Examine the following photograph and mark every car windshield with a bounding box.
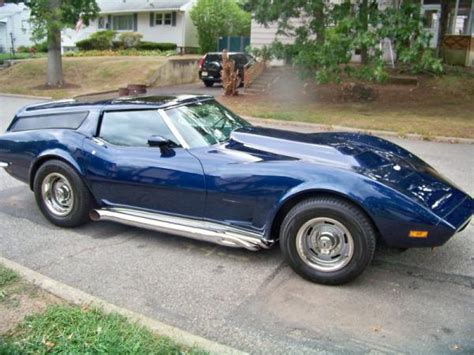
[166,101,250,148]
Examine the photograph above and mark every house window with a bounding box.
[112,15,134,31]
[164,13,172,25]
[154,13,172,26]
[155,13,163,25]
[98,17,106,29]
[21,20,28,34]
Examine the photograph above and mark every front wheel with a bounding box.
[280,197,376,285]
[34,160,94,227]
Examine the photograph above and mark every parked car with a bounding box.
[0,95,472,285]
[198,52,254,87]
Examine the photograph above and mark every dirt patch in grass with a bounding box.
[220,67,474,139]
[0,264,62,335]
[0,56,169,99]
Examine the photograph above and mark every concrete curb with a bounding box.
[0,256,247,355]
[244,116,474,145]
[0,92,52,100]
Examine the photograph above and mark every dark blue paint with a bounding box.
[82,138,206,218]
[0,96,472,250]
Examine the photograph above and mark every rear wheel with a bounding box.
[34,160,93,227]
[203,80,214,87]
[280,197,376,285]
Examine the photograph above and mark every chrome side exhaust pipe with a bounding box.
[90,208,271,251]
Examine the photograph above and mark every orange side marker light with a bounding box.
[409,230,428,238]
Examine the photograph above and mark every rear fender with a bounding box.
[29,149,86,190]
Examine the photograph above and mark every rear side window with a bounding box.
[205,54,221,63]
[99,110,179,147]
[10,112,88,132]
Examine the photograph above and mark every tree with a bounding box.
[28,0,99,86]
[436,0,452,56]
[190,0,251,53]
[250,0,442,83]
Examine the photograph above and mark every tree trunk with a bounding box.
[46,0,64,87]
[436,0,450,57]
[47,27,64,87]
[359,0,369,65]
[314,1,325,45]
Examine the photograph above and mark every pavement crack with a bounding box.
[35,235,137,272]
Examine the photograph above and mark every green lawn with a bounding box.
[0,264,206,354]
[0,53,46,63]
[0,305,206,354]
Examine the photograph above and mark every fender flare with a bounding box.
[28,149,85,190]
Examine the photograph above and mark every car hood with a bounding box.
[229,127,472,220]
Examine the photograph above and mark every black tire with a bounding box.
[33,160,94,228]
[203,80,214,87]
[280,197,376,285]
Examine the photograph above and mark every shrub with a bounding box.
[119,32,143,49]
[63,49,175,57]
[136,41,177,51]
[17,46,30,53]
[33,41,48,53]
[76,30,116,50]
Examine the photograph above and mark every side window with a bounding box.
[99,110,179,147]
[10,112,88,132]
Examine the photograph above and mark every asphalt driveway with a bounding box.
[1,95,473,353]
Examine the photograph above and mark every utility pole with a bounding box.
[9,32,15,59]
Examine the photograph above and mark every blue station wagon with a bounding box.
[0,95,472,285]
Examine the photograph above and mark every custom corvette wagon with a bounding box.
[0,95,472,285]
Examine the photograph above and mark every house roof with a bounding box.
[0,2,28,21]
[97,0,193,14]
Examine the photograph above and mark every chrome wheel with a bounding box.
[41,172,74,217]
[296,217,354,272]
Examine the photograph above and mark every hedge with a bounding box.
[76,30,116,51]
[136,42,177,51]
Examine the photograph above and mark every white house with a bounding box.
[64,0,199,52]
[0,0,34,53]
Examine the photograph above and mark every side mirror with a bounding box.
[148,135,171,148]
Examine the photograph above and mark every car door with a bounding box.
[163,101,298,235]
[82,109,206,218]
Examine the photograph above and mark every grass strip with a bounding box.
[0,304,206,354]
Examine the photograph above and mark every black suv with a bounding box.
[198,52,254,87]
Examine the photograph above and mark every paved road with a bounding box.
[1,96,473,353]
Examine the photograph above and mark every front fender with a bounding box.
[266,168,448,248]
